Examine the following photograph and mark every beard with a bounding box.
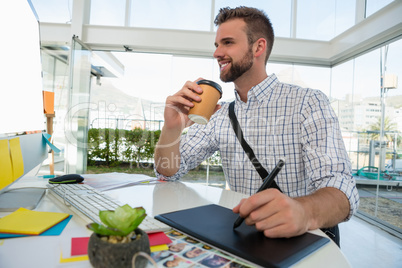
[220,47,254,82]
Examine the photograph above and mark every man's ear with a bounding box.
[254,38,267,59]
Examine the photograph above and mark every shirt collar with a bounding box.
[233,74,279,104]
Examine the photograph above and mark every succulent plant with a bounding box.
[87,204,147,237]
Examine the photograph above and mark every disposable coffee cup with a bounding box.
[188,80,222,124]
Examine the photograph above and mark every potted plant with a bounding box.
[86,204,151,268]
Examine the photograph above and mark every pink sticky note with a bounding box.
[71,232,172,255]
[148,232,172,246]
[71,237,90,256]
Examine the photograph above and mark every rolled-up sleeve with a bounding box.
[155,119,220,181]
[300,90,360,220]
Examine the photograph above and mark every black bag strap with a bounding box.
[228,101,282,192]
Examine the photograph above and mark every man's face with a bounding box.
[214,19,254,83]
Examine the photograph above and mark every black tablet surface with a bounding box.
[155,204,330,268]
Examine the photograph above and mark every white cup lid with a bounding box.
[188,114,208,125]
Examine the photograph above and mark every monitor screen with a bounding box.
[0,0,47,211]
[0,0,45,135]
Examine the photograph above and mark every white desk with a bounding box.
[0,177,351,267]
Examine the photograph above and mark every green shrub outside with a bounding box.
[87,128,161,167]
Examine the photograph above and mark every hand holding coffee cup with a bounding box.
[188,80,222,125]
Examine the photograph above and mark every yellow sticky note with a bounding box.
[0,140,13,190]
[9,137,24,180]
[59,252,89,263]
[0,207,69,235]
[150,244,169,252]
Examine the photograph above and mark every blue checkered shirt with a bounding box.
[156,74,359,220]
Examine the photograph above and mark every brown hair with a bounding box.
[214,6,274,64]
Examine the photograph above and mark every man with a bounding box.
[154,6,359,245]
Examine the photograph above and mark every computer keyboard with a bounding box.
[46,183,170,233]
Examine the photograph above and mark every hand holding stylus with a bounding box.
[232,158,322,239]
[233,159,285,229]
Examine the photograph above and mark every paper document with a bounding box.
[82,173,159,191]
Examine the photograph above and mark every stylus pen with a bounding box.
[233,159,285,229]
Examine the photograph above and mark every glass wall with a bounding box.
[329,39,402,231]
[40,50,70,175]
[90,0,126,26]
[366,0,395,17]
[214,0,292,37]
[31,0,72,23]
[296,0,355,40]
[130,0,212,31]
[64,37,92,174]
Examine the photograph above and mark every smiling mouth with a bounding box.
[219,62,230,72]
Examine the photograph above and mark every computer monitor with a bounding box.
[0,0,47,211]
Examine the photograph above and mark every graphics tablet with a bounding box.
[155,204,330,268]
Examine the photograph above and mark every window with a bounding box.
[331,60,354,100]
[292,65,331,95]
[215,0,292,37]
[366,0,394,17]
[90,0,126,26]
[296,0,355,40]
[130,0,211,31]
[267,63,330,96]
[31,0,72,23]
[354,50,380,98]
